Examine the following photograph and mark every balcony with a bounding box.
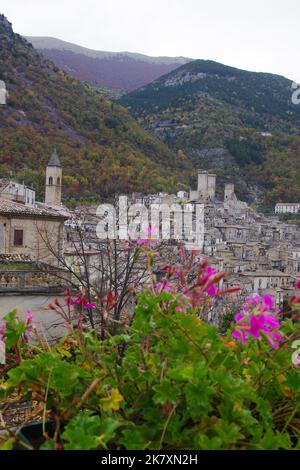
[0,258,71,294]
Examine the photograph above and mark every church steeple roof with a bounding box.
[47,148,61,167]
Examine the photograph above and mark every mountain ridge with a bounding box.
[25,36,191,65]
[25,36,192,93]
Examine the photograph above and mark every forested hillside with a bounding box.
[120,60,300,207]
[0,15,189,204]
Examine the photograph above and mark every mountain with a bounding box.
[0,15,190,204]
[25,36,191,95]
[119,60,300,207]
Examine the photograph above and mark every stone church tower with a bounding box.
[45,149,62,205]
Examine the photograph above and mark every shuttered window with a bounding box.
[14,229,23,246]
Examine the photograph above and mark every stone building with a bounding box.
[45,149,62,206]
[189,170,216,202]
[185,170,300,302]
[0,180,35,205]
[0,151,71,339]
[275,203,300,214]
[0,199,66,266]
[0,150,68,266]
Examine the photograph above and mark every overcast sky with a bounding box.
[1,0,299,82]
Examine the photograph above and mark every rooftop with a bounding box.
[0,199,67,219]
[241,270,293,277]
[0,179,10,193]
[47,148,61,167]
[216,224,251,230]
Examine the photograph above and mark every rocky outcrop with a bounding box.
[0,14,12,30]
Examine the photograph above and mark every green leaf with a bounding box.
[199,435,223,450]
[62,411,120,450]
[184,382,213,419]
[153,380,180,405]
[0,437,15,450]
[213,419,244,447]
[253,430,291,450]
[40,440,56,450]
[118,429,149,450]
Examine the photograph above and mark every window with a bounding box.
[14,229,23,246]
[49,176,53,185]
[57,177,60,185]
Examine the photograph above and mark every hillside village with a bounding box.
[187,171,299,303]
[123,170,300,303]
[0,148,299,312]
[66,169,300,307]
[1,4,300,453]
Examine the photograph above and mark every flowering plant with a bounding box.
[148,249,239,323]
[0,259,299,450]
[232,294,283,349]
[48,290,95,331]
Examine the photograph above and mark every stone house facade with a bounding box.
[0,199,66,266]
[0,150,68,267]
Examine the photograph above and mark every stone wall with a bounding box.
[0,216,64,266]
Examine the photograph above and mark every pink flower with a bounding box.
[203,266,218,281]
[154,280,175,294]
[83,301,95,309]
[296,280,300,290]
[65,294,95,310]
[151,257,227,312]
[240,294,280,315]
[175,305,186,312]
[232,294,283,349]
[26,310,33,324]
[207,284,218,297]
[263,295,275,310]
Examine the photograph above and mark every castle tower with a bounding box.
[207,174,216,200]
[224,183,235,201]
[45,149,62,205]
[197,170,208,199]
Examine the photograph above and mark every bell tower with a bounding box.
[45,149,62,205]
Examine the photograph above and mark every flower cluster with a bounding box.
[48,291,95,331]
[232,294,283,349]
[64,292,95,310]
[151,250,238,313]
